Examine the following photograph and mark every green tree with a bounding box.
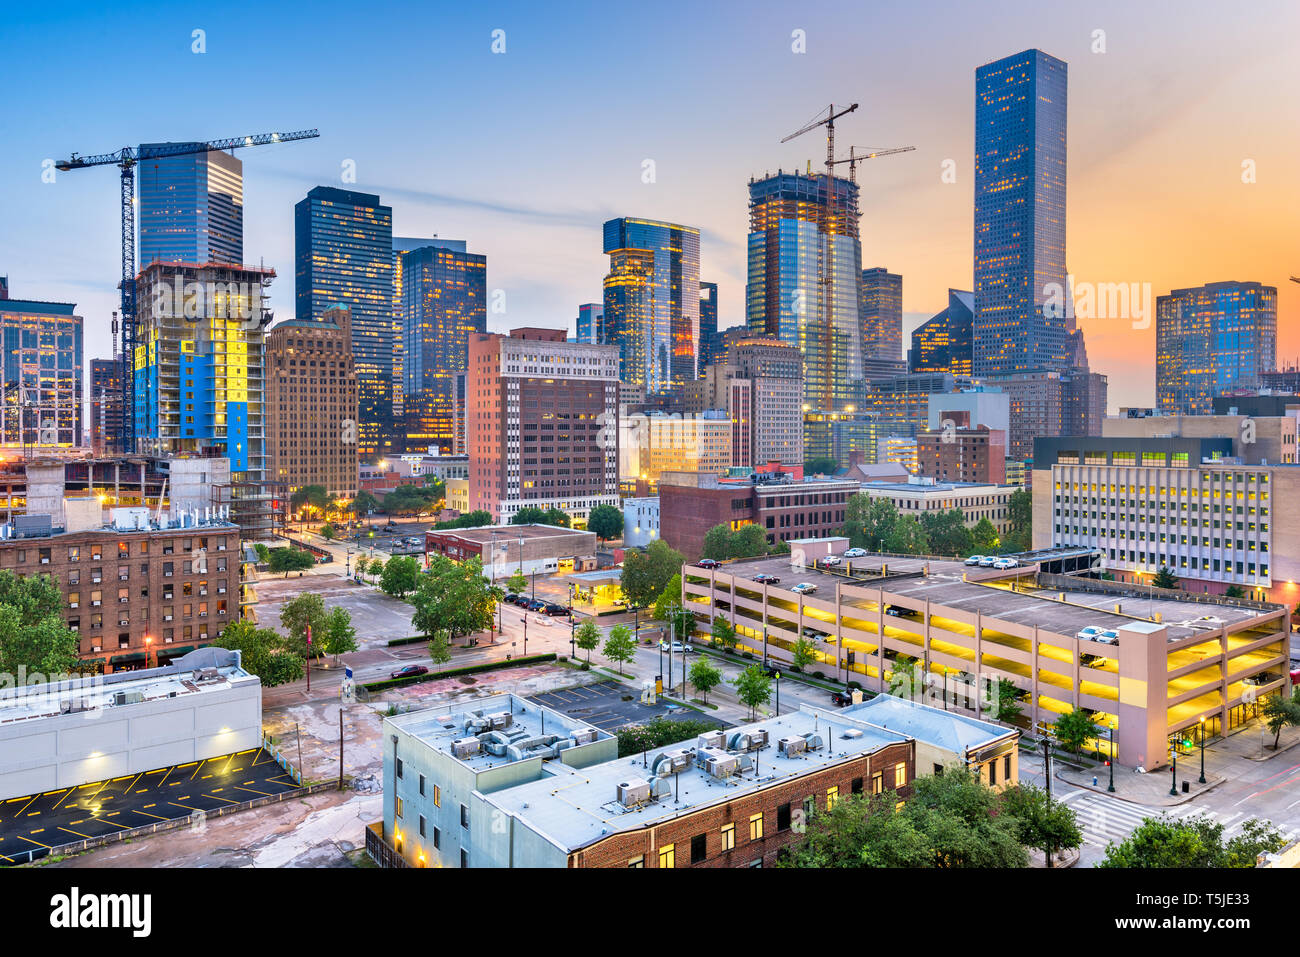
[1053,706,1100,754]
[254,542,271,564]
[320,606,357,663]
[1223,584,1246,599]
[1262,690,1300,749]
[732,523,769,558]
[211,619,302,686]
[1152,565,1180,590]
[603,624,636,674]
[689,657,722,703]
[804,457,839,476]
[734,665,773,719]
[380,555,422,599]
[367,557,385,581]
[920,508,973,556]
[354,555,369,580]
[888,654,921,699]
[778,768,1029,868]
[616,716,716,758]
[505,570,528,596]
[319,522,336,541]
[701,524,733,562]
[291,484,329,514]
[509,505,569,527]
[620,539,685,607]
[790,636,818,671]
[884,515,928,555]
[652,573,683,621]
[1099,814,1285,868]
[410,556,495,642]
[279,593,328,658]
[587,504,623,542]
[989,677,1024,723]
[428,629,452,665]
[574,620,601,664]
[0,571,78,681]
[666,604,696,644]
[1004,487,1032,551]
[710,615,738,652]
[843,493,898,551]
[1002,783,1082,868]
[433,510,493,530]
[268,547,314,578]
[350,490,379,522]
[970,517,1000,553]
[384,484,440,516]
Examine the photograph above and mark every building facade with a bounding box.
[909,289,974,376]
[295,187,394,458]
[860,267,902,363]
[576,302,605,345]
[1155,282,1278,414]
[466,328,620,525]
[698,281,721,368]
[137,146,243,267]
[856,479,1017,533]
[90,358,124,456]
[602,217,701,395]
[266,306,359,498]
[989,369,1107,461]
[620,411,733,488]
[623,496,660,547]
[917,424,1007,485]
[0,289,82,452]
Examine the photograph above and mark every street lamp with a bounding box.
[520,615,528,657]
[1107,725,1116,793]
[1198,716,1207,784]
[1169,742,1178,796]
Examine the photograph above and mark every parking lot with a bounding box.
[0,748,298,865]
[529,680,726,733]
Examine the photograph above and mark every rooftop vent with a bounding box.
[617,778,652,807]
[651,747,695,777]
[727,729,769,753]
[696,729,726,751]
[486,710,514,730]
[778,736,807,757]
[842,728,864,739]
[451,736,482,759]
[570,727,598,746]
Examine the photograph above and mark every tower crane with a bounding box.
[781,103,859,179]
[55,129,320,453]
[828,144,917,184]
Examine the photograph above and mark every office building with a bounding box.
[424,524,596,581]
[266,305,359,498]
[917,422,1007,485]
[909,289,974,376]
[137,146,243,267]
[878,435,919,475]
[623,496,660,547]
[973,49,1072,377]
[620,411,733,488]
[295,187,394,458]
[863,373,969,441]
[1155,282,1278,414]
[927,388,1010,436]
[398,241,487,454]
[90,358,124,456]
[856,478,1017,533]
[684,553,1289,768]
[466,328,619,525]
[746,170,864,412]
[576,302,605,344]
[992,370,1107,460]
[860,267,902,363]
[698,281,722,368]
[602,217,700,394]
[1103,411,1297,466]
[0,285,82,453]
[392,236,446,423]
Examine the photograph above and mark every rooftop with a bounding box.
[859,480,1010,494]
[843,695,1018,755]
[427,523,593,544]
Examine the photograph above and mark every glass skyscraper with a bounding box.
[745,171,863,412]
[1156,281,1278,414]
[909,289,974,377]
[0,287,82,451]
[973,49,1070,377]
[295,187,394,458]
[398,241,487,454]
[576,303,604,344]
[602,217,700,395]
[138,146,243,266]
[860,267,902,361]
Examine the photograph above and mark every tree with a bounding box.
[884,515,928,555]
[279,593,327,658]
[790,636,818,671]
[268,547,314,578]
[380,555,422,599]
[689,657,722,703]
[510,506,570,528]
[1004,487,1032,551]
[843,494,898,551]
[254,542,271,564]
[587,504,623,542]
[1223,584,1246,599]
[1152,565,1180,590]
[710,615,738,652]
[889,655,921,699]
[367,557,385,581]
[700,524,733,562]
[652,573,683,621]
[0,571,78,680]
[804,457,839,476]
[620,539,685,607]
[1099,814,1285,868]
[665,604,696,644]
[410,556,495,642]
[1002,784,1082,867]
[734,665,773,719]
[291,484,329,514]
[920,508,973,557]
[616,716,716,758]
[433,510,493,530]
[971,517,1000,553]
[989,677,1024,723]
[1053,706,1100,754]
[1262,690,1300,749]
[574,620,601,664]
[428,630,452,665]
[505,570,528,596]
[320,606,357,663]
[603,624,636,674]
[384,484,440,516]
[354,555,369,580]
[350,490,379,522]
[211,619,302,686]
[778,768,1029,868]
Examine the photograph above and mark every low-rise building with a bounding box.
[623,496,659,547]
[424,523,596,580]
[856,478,1018,534]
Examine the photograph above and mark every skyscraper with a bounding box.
[909,289,974,376]
[576,303,605,344]
[0,284,82,453]
[90,358,124,456]
[860,267,902,361]
[602,217,700,395]
[745,170,864,412]
[1156,281,1278,414]
[973,49,1070,377]
[138,146,243,266]
[698,281,720,368]
[295,186,394,459]
[398,241,487,454]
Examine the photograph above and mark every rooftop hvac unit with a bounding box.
[651,747,695,777]
[570,727,597,746]
[842,728,864,739]
[451,737,482,759]
[696,729,726,751]
[617,778,652,807]
[778,736,807,757]
[727,729,769,753]
[696,746,740,779]
[486,710,514,730]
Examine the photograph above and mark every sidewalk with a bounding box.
[1055,757,1224,807]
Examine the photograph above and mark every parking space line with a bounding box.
[57,826,91,840]
[202,793,240,806]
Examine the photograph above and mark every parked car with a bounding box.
[543,603,570,617]
[390,665,429,680]
[1076,626,1102,641]
[658,640,692,654]
[818,556,842,567]
[759,661,781,677]
[315,553,330,564]
[830,689,854,707]
[978,556,997,567]
[992,558,1018,569]
[964,555,985,566]
[790,582,818,595]
[844,547,867,558]
[752,573,781,585]
[1096,630,1120,645]
[697,559,721,569]
[525,598,546,612]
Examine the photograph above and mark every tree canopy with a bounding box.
[434,510,494,530]
[586,504,623,542]
[919,508,973,557]
[510,506,570,528]
[1099,814,1285,868]
[383,484,441,516]
[701,522,770,561]
[380,555,422,599]
[1003,488,1032,551]
[843,493,898,551]
[268,547,315,578]
[0,571,79,681]
[212,619,303,686]
[621,539,685,607]
[411,555,495,641]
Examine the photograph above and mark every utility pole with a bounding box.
[338,709,344,790]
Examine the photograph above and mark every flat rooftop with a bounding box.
[484,705,908,852]
[427,523,590,544]
[388,693,613,772]
[695,554,1268,642]
[843,695,1018,753]
[860,481,1007,493]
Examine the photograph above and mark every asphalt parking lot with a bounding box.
[530,680,726,733]
[0,748,298,865]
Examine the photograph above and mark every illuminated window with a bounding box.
[720,823,735,850]
[827,785,839,810]
[894,762,907,787]
[749,813,764,841]
[658,843,675,868]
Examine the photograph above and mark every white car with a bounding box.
[1076,626,1102,641]
[992,558,1018,569]
[978,556,997,567]
[1096,630,1119,645]
[818,556,842,567]
[844,547,867,558]
[964,555,984,566]
[658,640,692,653]
[790,582,819,595]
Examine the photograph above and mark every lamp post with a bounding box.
[1169,743,1178,796]
[1107,725,1116,793]
[762,626,768,668]
[1198,716,1207,784]
[520,615,528,657]
[775,670,781,715]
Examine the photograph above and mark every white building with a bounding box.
[623,496,660,547]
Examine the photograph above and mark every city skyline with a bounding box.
[6,0,1299,415]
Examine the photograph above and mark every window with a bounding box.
[776,803,791,832]
[850,777,863,795]
[460,804,469,829]
[433,785,441,808]
[418,774,425,796]
[871,771,884,794]
[396,758,403,780]
[720,823,735,850]
[433,827,440,850]
[628,855,644,868]
[395,797,403,818]
[691,833,707,864]
[749,812,764,841]
[460,849,469,868]
[989,760,997,786]
[826,785,839,810]
[418,815,426,838]
[1004,754,1012,781]
[894,762,907,788]
[658,843,676,868]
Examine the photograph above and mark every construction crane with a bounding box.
[1290,276,1300,284]
[55,129,320,453]
[828,144,917,184]
[782,103,859,177]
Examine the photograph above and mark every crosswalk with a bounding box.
[1060,789,1292,850]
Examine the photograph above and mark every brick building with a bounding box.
[424,523,596,580]
[917,417,1007,485]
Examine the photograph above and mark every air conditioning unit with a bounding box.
[164,615,173,622]
[91,645,101,653]
[451,737,481,759]
[69,602,78,609]
[697,747,740,779]
[696,729,726,751]
[570,727,597,746]
[617,778,652,807]
[778,736,807,757]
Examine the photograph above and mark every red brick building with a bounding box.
[917,416,1007,485]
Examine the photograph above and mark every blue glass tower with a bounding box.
[138,146,243,266]
[295,187,394,458]
[973,49,1070,377]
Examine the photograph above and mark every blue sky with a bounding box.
[4,0,1298,410]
